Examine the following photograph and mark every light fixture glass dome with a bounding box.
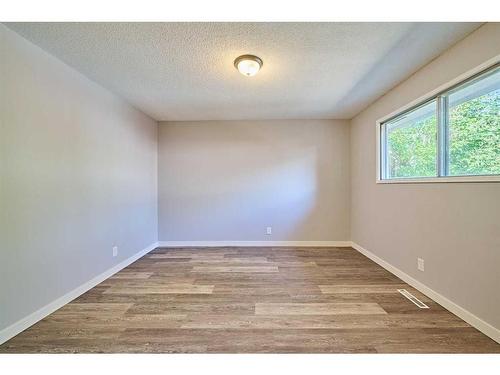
[234,55,263,77]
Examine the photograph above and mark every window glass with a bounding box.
[448,68,500,176]
[384,100,437,179]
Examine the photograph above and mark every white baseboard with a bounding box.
[157,241,352,248]
[0,241,159,345]
[350,241,500,344]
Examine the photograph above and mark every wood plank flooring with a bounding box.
[1,246,499,353]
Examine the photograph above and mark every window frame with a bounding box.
[376,55,500,184]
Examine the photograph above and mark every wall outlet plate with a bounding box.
[113,246,118,257]
[417,257,425,271]
[266,226,272,235]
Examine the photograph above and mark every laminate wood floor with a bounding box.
[1,246,499,353]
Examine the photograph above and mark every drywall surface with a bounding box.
[350,23,500,330]
[158,120,350,241]
[0,25,158,330]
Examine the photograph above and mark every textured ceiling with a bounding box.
[6,22,481,121]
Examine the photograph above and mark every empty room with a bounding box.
[1,1,500,370]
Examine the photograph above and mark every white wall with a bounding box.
[158,120,350,242]
[350,23,500,331]
[0,25,158,331]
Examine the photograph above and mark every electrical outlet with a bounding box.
[417,258,424,272]
[266,226,272,235]
[113,246,118,257]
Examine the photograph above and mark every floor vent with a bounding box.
[397,289,429,309]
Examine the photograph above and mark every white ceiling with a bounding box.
[6,22,481,121]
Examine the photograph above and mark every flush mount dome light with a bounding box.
[234,54,263,77]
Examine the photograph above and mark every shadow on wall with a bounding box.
[158,120,349,241]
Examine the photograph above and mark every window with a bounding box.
[383,100,437,179]
[448,68,500,176]
[378,63,500,182]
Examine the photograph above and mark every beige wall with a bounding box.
[350,23,500,330]
[158,120,350,241]
[0,25,158,330]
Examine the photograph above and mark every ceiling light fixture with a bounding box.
[234,54,263,77]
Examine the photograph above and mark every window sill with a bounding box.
[376,175,500,184]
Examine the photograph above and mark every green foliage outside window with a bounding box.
[387,109,437,178]
[386,90,499,178]
[449,91,500,175]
